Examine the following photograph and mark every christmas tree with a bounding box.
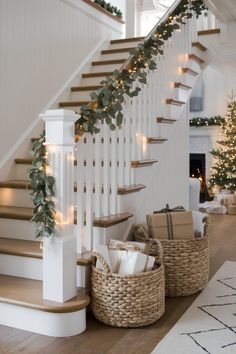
[209,101,236,191]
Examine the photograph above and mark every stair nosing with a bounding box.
[131,159,158,168]
[82,72,113,78]
[182,67,199,76]
[92,59,126,66]
[192,41,207,51]
[110,37,145,44]
[166,99,185,106]
[188,53,205,64]
[71,85,102,92]
[198,28,220,36]
[0,274,89,313]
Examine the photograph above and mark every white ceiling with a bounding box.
[204,0,236,22]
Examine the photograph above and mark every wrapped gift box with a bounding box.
[118,251,148,275]
[146,211,194,240]
[109,239,150,254]
[228,204,236,215]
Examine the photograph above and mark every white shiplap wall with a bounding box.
[0,0,123,166]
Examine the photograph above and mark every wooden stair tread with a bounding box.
[118,184,146,195]
[182,67,199,76]
[192,41,207,51]
[174,82,192,90]
[0,274,89,313]
[198,28,220,36]
[15,158,77,166]
[156,117,176,124]
[93,212,133,227]
[59,101,89,108]
[131,159,158,168]
[0,180,31,189]
[166,99,185,106]
[0,237,92,266]
[110,37,144,44]
[147,137,167,144]
[0,180,145,197]
[82,72,113,78]
[188,54,205,64]
[92,59,125,66]
[102,47,134,54]
[0,206,132,228]
[71,85,102,92]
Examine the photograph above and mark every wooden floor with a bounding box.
[1,214,236,354]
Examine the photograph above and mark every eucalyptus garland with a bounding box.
[76,0,208,139]
[190,116,225,127]
[94,0,122,18]
[29,132,56,239]
[30,0,208,239]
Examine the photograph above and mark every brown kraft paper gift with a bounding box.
[146,210,194,240]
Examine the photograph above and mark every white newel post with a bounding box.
[41,109,77,303]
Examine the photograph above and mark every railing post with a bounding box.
[41,109,77,303]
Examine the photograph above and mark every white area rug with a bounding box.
[152,261,236,354]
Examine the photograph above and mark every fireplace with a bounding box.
[189,153,206,181]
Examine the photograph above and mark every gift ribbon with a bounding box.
[109,241,142,253]
[153,204,185,240]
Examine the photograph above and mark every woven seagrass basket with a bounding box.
[133,223,209,297]
[91,246,165,327]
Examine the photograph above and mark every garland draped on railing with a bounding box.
[30,0,208,239]
[190,116,225,127]
[94,0,123,18]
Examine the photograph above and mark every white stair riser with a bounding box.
[16,164,78,182]
[173,87,191,102]
[187,59,201,73]
[70,91,92,101]
[100,51,131,60]
[81,76,108,86]
[15,164,31,180]
[0,303,86,337]
[0,219,35,240]
[0,188,77,208]
[90,62,121,73]
[181,72,199,87]
[109,40,142,50]
[0,253,90,289]
[0,188,33,208]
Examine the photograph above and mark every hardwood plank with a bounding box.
[0,237,92,266]
[156,117,176,124]
[0,275,89,313]
[117,184,146,195]
[188,53,204,64]
[147,137,167,144]
[82,72,113,78]
[110,37,144,44]
[182,67,199,76]
[174,82,192,90]
[192,41,207,51]
[92,59,125,66]
[71,85,102,92]
[198,28,220,36]
[166,99,185,106]
[101,47,134,54]
[59,101,89,108]
[131,159,158,168]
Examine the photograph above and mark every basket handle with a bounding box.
[150,238,163,264]
[91,251,112,274]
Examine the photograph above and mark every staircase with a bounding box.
[0,1,210,337]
